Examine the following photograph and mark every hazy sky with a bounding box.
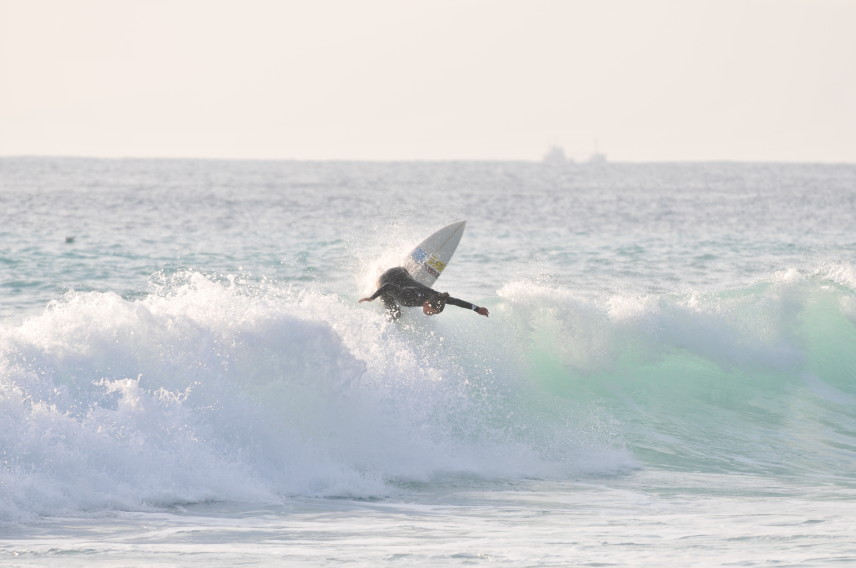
[1,0,854,162]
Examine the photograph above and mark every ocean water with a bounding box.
[1,157,855,566]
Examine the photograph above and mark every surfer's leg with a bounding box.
[380,294,401,320]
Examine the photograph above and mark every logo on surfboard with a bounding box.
[410,247,447,278]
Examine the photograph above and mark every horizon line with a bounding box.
[2,154,855,166]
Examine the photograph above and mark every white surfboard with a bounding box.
[402,220,466,287]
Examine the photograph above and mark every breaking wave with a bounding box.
[2,266,855,519]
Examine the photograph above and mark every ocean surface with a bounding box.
[1,157,855,566]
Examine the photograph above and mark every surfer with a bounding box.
[359,267,489,320]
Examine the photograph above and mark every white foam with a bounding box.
[1,272,631,519]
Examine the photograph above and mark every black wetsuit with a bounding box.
[367,267,480,320]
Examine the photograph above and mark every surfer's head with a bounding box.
[423,292,449,316]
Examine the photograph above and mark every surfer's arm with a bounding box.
[446,297,489,317]
[359,283,394,303]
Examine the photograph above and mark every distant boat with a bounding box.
[542,145,571,165]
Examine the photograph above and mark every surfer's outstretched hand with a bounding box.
[358,297,373,303]
[476,307,489,317]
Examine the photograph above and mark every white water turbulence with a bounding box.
[1,158,856,566]
[0,270,633,519]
